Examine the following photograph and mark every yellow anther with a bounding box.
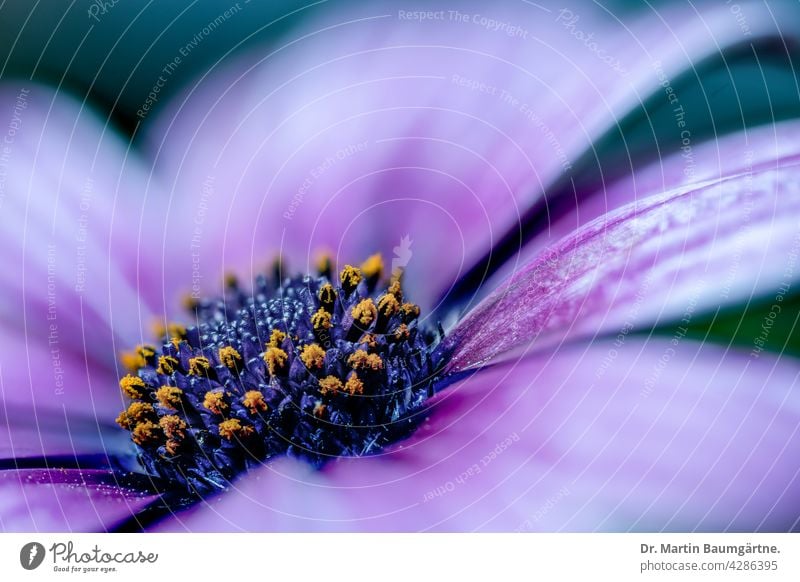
[351,298,377,327]
[120,344,155,371]
[218,419,254,440]
[359,333,378,349]
[152,321,187,340]
[344,373,364,395]
[155,386,183,410]
[340,265,362,291]
[316,251,333,277]
[224,272,239,288]
[243,390,268,415]
[263,346,288,375]
[115,402,154,430]
[218,346,242,369]
[300,344,326,369]
[400,302,421,320]
[313,402,327,418]
[203,390,228,415]
[360,253,384,281]
[157,355,180,375]
[165,439,182,456]
[377,293,400,317]
[268,329,287,348]
[318,376,343,396]
[181,293,199,311]
[348,349,384,371]
[387,277,404,302]
[392,323,410,342]
[132,420,161,445]
[115,411,131,430]
[159,415,187,440]
[119,375,146,399]
[311,308,332,331]
[318,283,336,311]
[188,356,212,376]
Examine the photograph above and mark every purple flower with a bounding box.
[2,2,800,532]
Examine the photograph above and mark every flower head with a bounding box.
[114,262,443,493]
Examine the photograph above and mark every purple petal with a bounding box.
[445,161,800,371]
[150,339,800,532]
[0,84,166,420]
[0,323,131,459]
[482,119,800,301]
[144,2,791,310]
[0,469,158,532]
[0,84,161,354]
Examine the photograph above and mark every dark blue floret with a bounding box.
[116,259,445,496]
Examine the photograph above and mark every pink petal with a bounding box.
[144,2,795,311]
[151,339,800,532]
[0,469,158,532]
[445,161,800,371]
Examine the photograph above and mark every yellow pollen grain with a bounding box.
[181,294,199,311]
[316,251,333,275]
[156,386,183,410]
[318,283,336,308]
[340,265,362,289]
[218,419,254,440]
[377,293,400,317]
[165,439,182,456]
[188,356,212,376]
[115,411,131,430]
[224,272,239,287]
[160,322,186,339]
[360,253,384,280]
[243,390,268,415]
[132,420,161,445]
[300,344,326,369]
[126,401,154,422]
[116,403,153,430]
[203,391,228,415]
[218,346,242,369]
[344,373,364,395]
[119,375,146,399]
[120,351,145,372]
[359,333,378,349]
[392,323,410,341]
[318,376,343,396]
[351,298,377,327]
[311,308,332,331]
[157,355,180,375]
[268,329,287,348]
[120,344,155,371]
[159,415,187,440]
[387,277,404,301]
[263,346,288,375]
[400,302,421,319]
[348,349,384,371]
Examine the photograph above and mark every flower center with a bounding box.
[116,255,445,495]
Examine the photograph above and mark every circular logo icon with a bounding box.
[20,542,46,570]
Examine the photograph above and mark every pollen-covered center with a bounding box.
[116,255,444,495]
